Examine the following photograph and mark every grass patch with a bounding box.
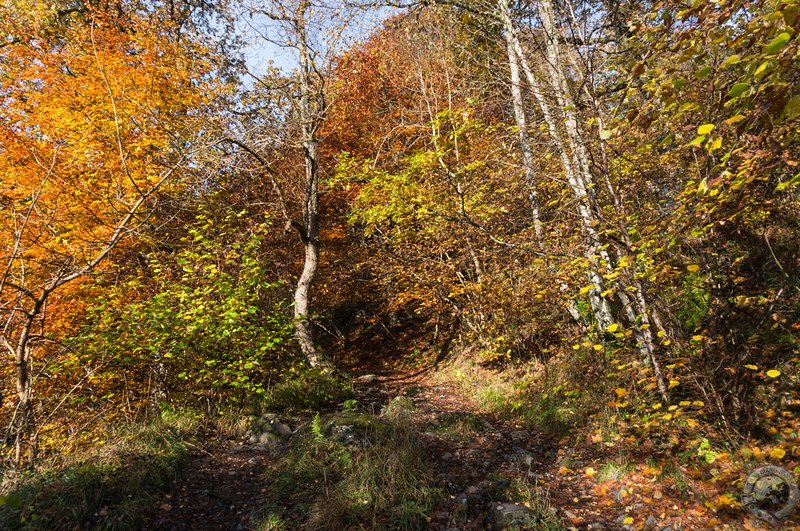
[384,396,417,421]
[429,412,490,442]
[0,410,199,530]
[255,412,441,530]
[432,348,605,437]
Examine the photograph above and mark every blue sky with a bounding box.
[235,4,400,79]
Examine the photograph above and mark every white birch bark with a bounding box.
[499,0,613,331]
[499,0,543,239]
[292,0,329,368]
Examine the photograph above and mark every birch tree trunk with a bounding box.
[533,0,668,398]
[499,0,543,239]
[498,0,614,331]
[292,0,329,368]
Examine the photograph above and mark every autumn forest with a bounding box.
[0,0,799,528]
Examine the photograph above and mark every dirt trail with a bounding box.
[147,369,564,530]
[148,368,769,530]
[366,370,562,529]
[149,434,271,530]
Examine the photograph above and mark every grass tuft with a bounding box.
[255,412,441,530]
[491,478,567,531]
[0,411,198,530]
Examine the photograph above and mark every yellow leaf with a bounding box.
[725,114,746,124]
[607,323,619,332]
[593,344,604,351]
[668,379,680,389]
[615,388,629,397]
[744,364,758,370]
[766,369,781,378]
[692,335,704,341]
[687,264,700,272]
[686,418,698,428]
[770,447,786,459]
[697,123,715,135]
[623,517,634,525]
[585,466,596,477]
[657,330,665,337]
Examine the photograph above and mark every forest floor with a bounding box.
[147,366,799,530]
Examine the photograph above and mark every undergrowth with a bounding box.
[264,368,353,414]
[253,409,441,530]
[0,410,199,530]
[433,348,602,437]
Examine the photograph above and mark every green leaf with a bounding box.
[764,32,791,54]
[2,495,22,509]
[776,172,800,191]
[728,83,751,98]
[687,135,706,146]
[782,95,800,120]
[721,54,741,67]
[695,66,713,78]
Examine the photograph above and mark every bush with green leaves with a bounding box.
[72,207,297,410]
[265,368,352,413]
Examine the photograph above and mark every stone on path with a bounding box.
[490,502,538,529]
[248,414,292,448]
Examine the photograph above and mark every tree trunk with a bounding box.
[500,0,614,331]
[2,310,38,467]
[292,0,330,369]
[500,0,543,239]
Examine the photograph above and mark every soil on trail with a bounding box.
[149,435,271,531]
[362,370,562,529]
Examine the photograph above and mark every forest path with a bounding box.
[353,369,693,531]
[145,368,710,530]
[148,427,271,530]
[146,368,569,530]
[356,368,566,529]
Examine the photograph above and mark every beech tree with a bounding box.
[0,2,212,464]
